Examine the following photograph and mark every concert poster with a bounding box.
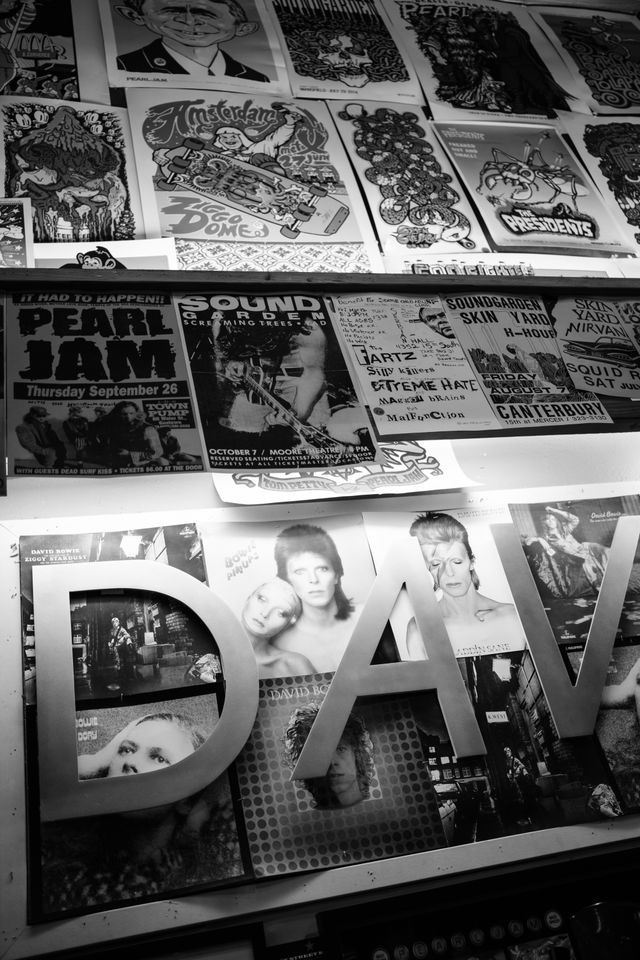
[384,0,587,123]
[328,101,490,262]
[174,291,376,470]
[549,296,640,400]
[7,290,205,476]
[434,121,633,256]
[0,0,80,101]
[234,675,447,877]
[507,495,640,647]
[211,439,475,505]
[363,504,526,662]
[0,96,144,244]
[386,251,622,278]
[441,292,612,430]
[266,0,421,102]
[530,7,640,116]
[559,113,640,253]
[0,197,34,267]
[126,88,380,265]
[329,292,499,437]
[200,513,385,679]
[34,238,178,270]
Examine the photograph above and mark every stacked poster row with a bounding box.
[20,493,640,919]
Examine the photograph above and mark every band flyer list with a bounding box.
[442,292,612,429]
[7,291,205,476]
[175,292,376,470]
[330,293,499,437]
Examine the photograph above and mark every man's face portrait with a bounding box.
[106,717,196,777]
[120,0,256,48]
[285,551,338,609]
[327,739,360,805]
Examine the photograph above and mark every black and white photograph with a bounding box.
[176,292,375,470]
[202,514,392,678]
[597,641,640,814]
[235,676,447,876]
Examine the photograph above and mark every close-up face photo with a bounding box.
[241,580,297,638]
[285,551,338,608]
[106,717,197,777]
[428,540,473,597]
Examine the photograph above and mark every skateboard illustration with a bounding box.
[156,136,350,239]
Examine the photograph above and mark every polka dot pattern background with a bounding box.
[235,675,447,877]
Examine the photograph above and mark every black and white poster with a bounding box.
[175,291,376,470]
[7,291,205,476]
[0,0,80,101]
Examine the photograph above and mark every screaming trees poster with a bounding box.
[175,291,376,470]
[7,291,205,476]
[328,101,489,264]
[435,121,633,255]
[267,0,421,102]
[385,0,587,122]
[0,96,144,243]
[126,88,382,272]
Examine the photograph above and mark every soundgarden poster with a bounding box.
[435,121,632,255]
[7,291,205,476]
[175,291,376,470]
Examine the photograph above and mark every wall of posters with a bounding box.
[7,291,205,476]
[98,0,290,94]
[330,292,499,436]
[435,121,633,255]
[266,0,421,102]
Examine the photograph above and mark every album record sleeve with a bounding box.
[328,102,490,261]
[7,290,205,477]
[441,292,612,429]
[34,238,178,270]
[435,120,632,255]
[200,513,383,677]
[126,88,380,262]
[530,7,640,116]
[507,495,640,646]
[330,293,499,437]
[384,0,588,123]
[266,0,421,102]
[363,504,526,661]
[0,197,34,267]
[0,95,145,244]
[235,676,447,877]
[549,296,640,399]
[98,0,290,94]
[559,113,640,254]
[175,291,376,470]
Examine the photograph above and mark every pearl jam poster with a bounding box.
[0,96,144,244]
[126,88,383,272]
[327,101,489,265]
[434,121,633,255]
[441,293,612,430]
[7,290,205,476]
[234,677,446,877]
[384,0,587,123]
[174,291,376,470]
[558,113,640,253]
[265,0,421,103]
[329,293,499,437]
[98,0,290,95]
[530,7,640,116]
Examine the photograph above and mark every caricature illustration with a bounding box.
[558,13,640,111]
[403,4,572,115]
[583,121,640,244]
[0,1,78,99]
[145,97,350,239]
[4,103,135,242]
[273,0,408,89]
[338,103,474,249]
[114,0,269,82]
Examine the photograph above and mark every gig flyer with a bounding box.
[330,293,499,436]
[384,0,587,122]
[549,296,640,400]
[508,495,640,646]
[328,101,489,261]
[175,291,376,470]
[7,291,205,476]
[267,0,421,102]
[235,677,447,876]
[435,121,633,255]
[442,292,612,429]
